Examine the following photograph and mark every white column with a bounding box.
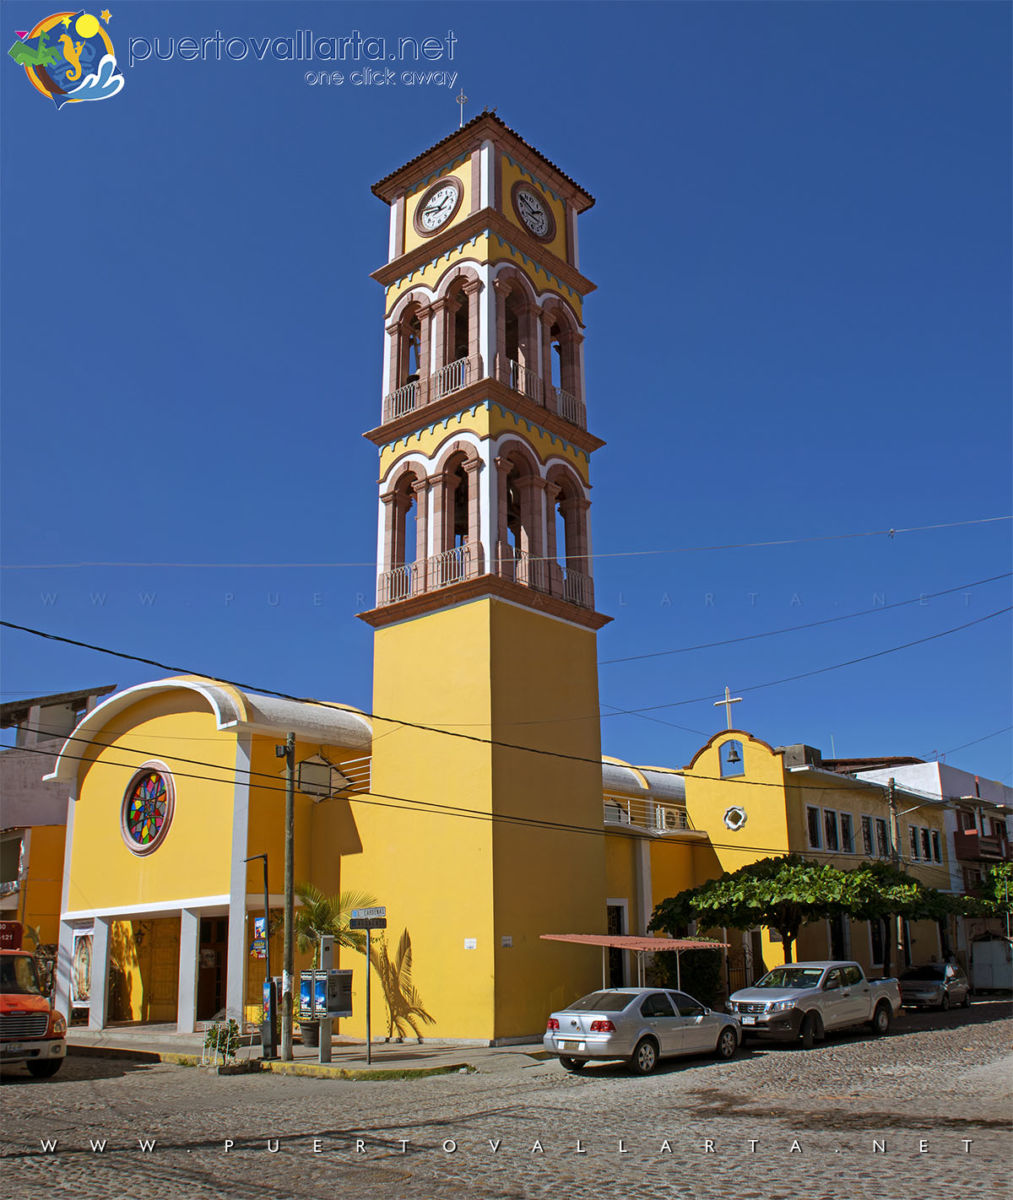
[88,916,111,1030]
[54,920,75,1020]
[226,735,252,1024]
[635,839,652,935]
[177,908,200,1033]
[480,139,494,208]
[568,206,580,269]
[479,438,494,570]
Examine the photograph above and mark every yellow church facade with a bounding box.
[40,115,969,1043]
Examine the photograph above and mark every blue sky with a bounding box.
[2,1,1010,782]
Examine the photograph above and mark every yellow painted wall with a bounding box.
[353,598,605,1041]
[66,692,237,914]
[106,917,180,1023]
[21,825,65,947]
[402,153,474,257]
[500,157,568,262]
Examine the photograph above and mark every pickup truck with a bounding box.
[727,960,901,1048]
[0,948,67,1077]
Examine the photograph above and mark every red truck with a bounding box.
[0,924,67,1078]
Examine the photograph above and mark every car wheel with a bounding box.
[559,1055,585,1072]
[629,1037,659,1075]
[26,1059,62,1079]
[962,991,972,1009]
[940,992,950,1011]
[714,1027,738,1060]
[869,1002,891,1036]
[800,1011,822,1049]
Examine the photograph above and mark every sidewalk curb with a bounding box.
[67,1043,476,1079]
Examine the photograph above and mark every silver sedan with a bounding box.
[543,987,741,1074]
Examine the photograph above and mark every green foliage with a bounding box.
[966,863,1013,916]
[293,884,377,967]
[650,853,957,963]
[369,928,436,1042]
[204,1018,241,1064]
[652,938,724,1007]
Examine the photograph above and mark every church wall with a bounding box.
[66,694,237,915]
[401,151,475,257]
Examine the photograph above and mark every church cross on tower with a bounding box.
[714,686,742,730]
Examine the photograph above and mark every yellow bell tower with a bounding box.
[355,113,609,1040]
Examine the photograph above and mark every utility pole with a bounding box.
[244,853,276,1060]
[276,733,296,1061]
[887,777,905,970]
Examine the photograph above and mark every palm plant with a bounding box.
[368,928,436,1042]
[293,884,377,967]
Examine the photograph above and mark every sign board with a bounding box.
[299,969,353,1019]
[351,907,386,920]
[250,938,267,959]
[349,917,386,930]
[253,917,267,939]
[0,921,23,950]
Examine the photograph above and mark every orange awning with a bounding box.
[540,934,728,951]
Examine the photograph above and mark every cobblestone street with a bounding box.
[2,1002,1010,1200]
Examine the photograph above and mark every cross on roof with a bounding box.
[455,89,467,128]
[714,686,742,730]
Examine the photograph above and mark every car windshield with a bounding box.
[901,965,946,981]
[753,967,825,989]
[568,991,637,1012]
[0,954,43,995]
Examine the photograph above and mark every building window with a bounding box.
[861,815,874,857]
[920,828,932,862]
[931,830,942,863]
[0,832,24,894]
[121,763,175,855]
[839,813,855,854]
[806,806,822,849]
[720,740,745,778]
[869,919,885,967]
[909,827,920,861]
[875,818,890,858]
[824,810,840,852]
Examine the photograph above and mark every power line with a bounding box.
[6,736,979,877]
[1,515,1008,570]
[2,605,1009,766]
[598,573,1011,666]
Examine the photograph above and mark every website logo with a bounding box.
[9,10,123,108]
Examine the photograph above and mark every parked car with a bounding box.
[543,987,741,1074]
[899,963,971,1010]
[727,961,901,1048]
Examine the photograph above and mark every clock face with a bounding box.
[512,184,555,241]
[414,178,463,235]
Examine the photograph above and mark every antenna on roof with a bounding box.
[455,89,467,128]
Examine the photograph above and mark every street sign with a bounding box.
[350,906,386,931]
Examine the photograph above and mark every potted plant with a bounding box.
[294,884,375,1045]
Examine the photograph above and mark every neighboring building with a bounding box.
[829,757,1012,960]
[683,732,957,986]
[0,686,114,952]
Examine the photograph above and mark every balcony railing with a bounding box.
[953,829,1011,862]
[383,379,419,423]
[377,563,417,606]
[505,358,543,405]
[436,356,470,399]
[552,386,587,429]
[603,797,691,834]
[428,545,470,589]
[561,565,594,609]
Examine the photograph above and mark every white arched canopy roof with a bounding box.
[45,676,372,783]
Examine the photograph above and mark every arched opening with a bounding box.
[439,280,471,397]
[496,446,545,591]
[498,282,539,401]
[544,309,584,427]
[547,466,592,608]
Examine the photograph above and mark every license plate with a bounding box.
[2,1043,24,1054]
[559,1039,583,1051]
[741,1016,756,1026]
